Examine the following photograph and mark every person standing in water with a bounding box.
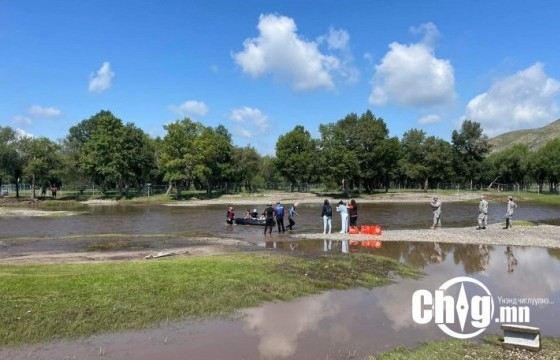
[336,200,349,234]
[226,206,235,224]
[347,199,358,227]
[321,199,332,234]
[287,202,299,230]
[263,203,276,235]
[275,202,286,233]
[430,196,442,230]
[503,196,517,229]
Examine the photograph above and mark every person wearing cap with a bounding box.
[504,196,518,229]
[263,203,276,235]
[476,195,489,230]
[287,202,299,230]
[429,196,442,230]
[275,202,286,233]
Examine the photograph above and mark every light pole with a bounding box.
[147,183,151,198]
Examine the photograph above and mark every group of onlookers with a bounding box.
[320,199,358,234]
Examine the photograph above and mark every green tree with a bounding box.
[529,139,560,192]
[275,125,318,191]
[19,137,62,200]
[231,145,261,191]
[451,120,491,189]
[485,144,529,190]
[192,126,233,193]
[160,118,205,195]
[0,126,25,197]
[78,111,154,195]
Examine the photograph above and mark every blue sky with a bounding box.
[2,1,560,155]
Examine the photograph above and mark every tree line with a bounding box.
[1,109,559,199]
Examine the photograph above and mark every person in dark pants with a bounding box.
[347,199,358,226]
[275,202,285,233]
[263,203,276,235]
[287,202,299,230]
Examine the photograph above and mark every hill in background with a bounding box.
[489,119,560,153]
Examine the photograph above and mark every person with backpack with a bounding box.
[321,199,333,234]
[275,202,285,233]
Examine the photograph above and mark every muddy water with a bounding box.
[1,201,559,240]
[3,242,560,359]
[2,202,560,359]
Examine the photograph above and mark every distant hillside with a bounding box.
[489,119,560,153]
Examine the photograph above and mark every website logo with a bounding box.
[412,276,530,339]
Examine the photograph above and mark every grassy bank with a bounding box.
[0,252,419,347]
[369,336,560,359]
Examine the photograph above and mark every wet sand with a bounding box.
[295,223,560,248]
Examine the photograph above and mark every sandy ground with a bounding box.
[0,238,253,265]
[0,207,77,217]
[294,223,560,248]
[164,191,481,207]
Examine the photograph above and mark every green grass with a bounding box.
[0,252,419,347]
[368,335,560,359]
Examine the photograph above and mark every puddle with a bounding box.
[3,242,560,359]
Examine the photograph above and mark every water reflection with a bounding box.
[3,242,560,360]
[242,242,560,359]
[505,246,518,273]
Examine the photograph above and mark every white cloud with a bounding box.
[229,106,269,138]
[369,22,456,108]
[464,63,560,135]
[233,14,358,91]
[169,100,209,117]
[15,128,34,139]
[11,115,32,125]
[418,114,441,125]
[88,61,115,93]
[28,105,62,117]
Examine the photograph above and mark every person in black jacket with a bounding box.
[321,199,332,234]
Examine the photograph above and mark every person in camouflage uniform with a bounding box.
[476,195,488,230]
[430,196,442,229]
[503,196,517,229]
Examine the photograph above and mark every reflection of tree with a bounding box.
[376,242,450,269]
[453,244,495,274]
[547,248,560,261]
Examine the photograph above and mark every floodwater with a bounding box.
[1,201,559,240]
[2,201,560,359]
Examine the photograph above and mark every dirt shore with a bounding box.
[164,191,481,207]
[294,223,560,248]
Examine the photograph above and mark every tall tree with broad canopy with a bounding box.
[451,120,491,189]
[192,125,233,194]
[78,111,154,195]
[231,145,261,192]
[18,137,62,200]
[0,126,24,197]
[275,125,319,191]
[400,129,454,190]
[528,139,560,192]
[160,118,205,195]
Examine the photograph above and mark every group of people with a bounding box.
[321,199,358,234]
[429,194,518,230]
[226,202,300,235]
